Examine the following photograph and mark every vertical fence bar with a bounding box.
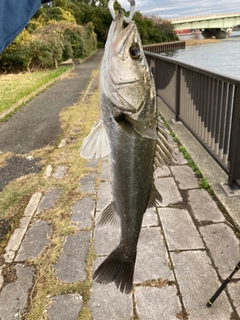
[223,84,234,165]
[211,79,218,151]
[228,84,240,186]
[219,82,228,161]
[175,64,181,121]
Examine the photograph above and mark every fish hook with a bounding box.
[108,0,136,23]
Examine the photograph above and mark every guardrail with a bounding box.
[143,41,185,53]
[144,51,240,187]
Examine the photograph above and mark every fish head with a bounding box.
[102,10,155,114]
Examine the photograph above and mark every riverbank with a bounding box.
[185,38,221,46]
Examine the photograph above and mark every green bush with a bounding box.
[0,44,31,73]
[0,20,97,73]
[0,30,32,73]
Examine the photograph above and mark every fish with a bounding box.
[80,10,173,293]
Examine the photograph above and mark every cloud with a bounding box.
[117,0,240,18]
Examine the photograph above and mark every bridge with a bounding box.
[171,12,240,39]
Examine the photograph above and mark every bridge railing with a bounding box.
[171,12,240,23]
[145,51,240,187]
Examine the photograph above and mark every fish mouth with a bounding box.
[114,11,137,58]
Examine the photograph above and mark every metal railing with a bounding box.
[145,51,240,187]
[143,41,185,53]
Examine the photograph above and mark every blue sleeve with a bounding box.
[0,0,42,53]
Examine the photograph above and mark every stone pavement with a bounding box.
[1,49,240,319]
[1,133,240,319]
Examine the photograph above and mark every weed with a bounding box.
[158,112,214,195]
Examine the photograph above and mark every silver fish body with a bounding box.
[94,11,162,294]
[80,10,172,293]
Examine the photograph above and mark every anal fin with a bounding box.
[96,202,120,227]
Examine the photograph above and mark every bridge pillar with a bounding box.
[202,28,232,39]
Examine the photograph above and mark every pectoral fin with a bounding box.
[148,184,163,207]
[154,118,177,168]
[80,120,110,159]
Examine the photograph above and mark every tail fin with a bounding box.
[93,246,136,294]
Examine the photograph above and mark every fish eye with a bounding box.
[129,44,141,59]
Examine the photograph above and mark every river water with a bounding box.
[162,31,240,79]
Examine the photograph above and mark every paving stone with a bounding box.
[199,223,240,278]
[171,165,198,189]
[96,181,112,211]
[4,228,27,263]
[142,207,159,227]
[0,265,34,320]
[15,220,52,261]
[19,216,32,228]
[188,189,225,223]
[135,286,182,320]
[45,164,53,177]
[154,165,171,178]
[55,231,91,282]
[36,188,62,214]
[0,266,4,290]
[86,157,99,169]
[58,139,67,148]
[171,250,233,319]
[79,172,97,193]
[134,227,174,283]
[158,208,204,251]
[100,159,111,181]
[167,135,178,149]
[71,197,95,229]
[94,225,120,256]
[23,192,42,216]
[172,148,188,165]
[89,257,133,320]
[52,165,67,179]
[155,177,182,207]
[48,294,83,320]
[228,282,240,317]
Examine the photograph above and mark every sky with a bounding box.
[117,0,240,19]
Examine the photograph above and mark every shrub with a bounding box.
[0,30,32,73]
[37,7,76,24]
[0,20,97,73]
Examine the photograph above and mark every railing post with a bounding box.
[228,84,240,187]
[175,64,181,121]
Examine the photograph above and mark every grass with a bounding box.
[0,66,71,114]
[158,112,214,195]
